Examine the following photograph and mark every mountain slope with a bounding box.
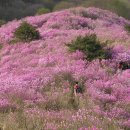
[0,7,130,129]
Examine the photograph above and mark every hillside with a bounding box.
[0,7,130,130]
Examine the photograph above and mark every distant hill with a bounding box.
[1,0,130,22]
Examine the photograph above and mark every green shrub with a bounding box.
[14,21,40,42]
[125,24,130,32]
[0,20,6,27]
[0,44,3,49]
[67,34,109,61]
[36,7,50,15]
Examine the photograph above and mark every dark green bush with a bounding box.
[14,21,40,42]
[125,24,130,33]
[67,34,109,61]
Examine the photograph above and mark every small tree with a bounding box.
[14,21,40,42]
[36,7,50,15]
[67,34,109,61]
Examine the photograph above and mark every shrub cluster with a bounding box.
[67,34,109,61]
[14,21,40,42]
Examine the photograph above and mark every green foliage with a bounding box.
[0,20,6,27]
[125,24,130,33]
[53,1,75,11]
[14,21,40,42]
[0,44,3,50]
[9,39,22,45]
[36,7,50,15]
[67,34,108,61]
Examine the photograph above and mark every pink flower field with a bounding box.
[0,7,130,130]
